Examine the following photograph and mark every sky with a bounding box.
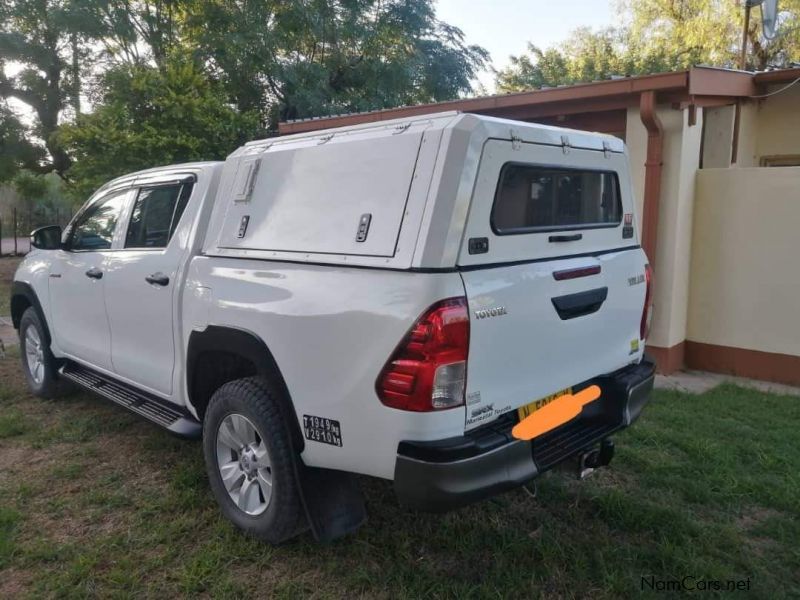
[435,0,617,91]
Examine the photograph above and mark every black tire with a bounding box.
[18,307,70,399]
[203,376,307,544]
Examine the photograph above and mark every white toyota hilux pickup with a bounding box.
[11,112,655,543]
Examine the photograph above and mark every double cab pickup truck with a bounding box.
[11,112,655,543]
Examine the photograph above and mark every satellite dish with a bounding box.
[760,0,780,40]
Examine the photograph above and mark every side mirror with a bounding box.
[30,225,63,250]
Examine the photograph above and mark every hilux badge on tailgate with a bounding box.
[628,274,645,286]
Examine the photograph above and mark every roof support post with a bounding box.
[639,90,664,265]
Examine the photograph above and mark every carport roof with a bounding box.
[278,66,800,135]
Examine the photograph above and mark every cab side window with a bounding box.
[125,183,193,249]
[68,190,128,251]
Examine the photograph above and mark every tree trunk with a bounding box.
[71,31,81,114]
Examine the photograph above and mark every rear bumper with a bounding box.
[393,357,655,511]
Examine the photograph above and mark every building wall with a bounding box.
[702,105,735,169]
[754,85,800,160]
[731,85,800,167]
[625,105,703,363]
[624,107,647,221]
[702,86,800,171]
[686,166,800,384]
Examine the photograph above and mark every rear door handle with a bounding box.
[145,272,170,286]
[85,268,103,280]
[549,233,583,243]
[551,287,608,320]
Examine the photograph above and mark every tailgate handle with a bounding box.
[551,287,608,320]
[549,233,582,243]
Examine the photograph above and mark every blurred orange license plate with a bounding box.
[518,388,572,421]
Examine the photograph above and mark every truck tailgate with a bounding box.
[462,249,646,429]
[455,137,648,430]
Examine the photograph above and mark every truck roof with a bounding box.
[93,161,223,197]
[236,112,624,156]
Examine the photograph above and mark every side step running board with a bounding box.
[60,361,201,439]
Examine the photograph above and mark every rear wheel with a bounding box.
[215,413,273,515]
[203,377,307,544]
[19,307,70,399]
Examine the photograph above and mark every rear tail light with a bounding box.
[640,264,653,340]
[376,297,469,411]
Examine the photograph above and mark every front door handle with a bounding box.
[145,272,170,286]
[85,268,103,280]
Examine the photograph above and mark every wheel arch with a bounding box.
[186,326,304,451]
[10,282,52,345]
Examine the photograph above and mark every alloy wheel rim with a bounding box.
[24,326,45,385]
[215,413,273,516]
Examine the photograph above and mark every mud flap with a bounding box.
[294,464,367,542]
[272,380,366,542]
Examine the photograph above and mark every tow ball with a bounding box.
[577,438,615,479]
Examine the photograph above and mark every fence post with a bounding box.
[13,207,18,255]
[0,217,3,258]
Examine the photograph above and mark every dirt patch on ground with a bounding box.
[0,318,16,349]
[735,506,783,532]
[0,445,41,490]
[0,349,26,391]
[2,431,182,573]
[0,567,31,598]
[0,257,23,316]
[0,441,78,495]
[0,445,28,474]
[734,506,785,558]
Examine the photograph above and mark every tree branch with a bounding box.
[0,73,45,111]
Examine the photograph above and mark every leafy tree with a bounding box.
[58,57,260,200]
[184,0,488,125]
[12,170,49,202]
[496,0,800,92]
[0,103,45,181]
[496,28,642,91]
[0,0,94,176]
[2,0,487,181]
[81,0,187,66]
[0,170,72,237]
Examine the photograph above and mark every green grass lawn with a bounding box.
[0,257,23,315]
[0,346,798,599]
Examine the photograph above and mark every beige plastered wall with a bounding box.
[707,84,800,169]
[688,167,800,356]
[625,106,703,351]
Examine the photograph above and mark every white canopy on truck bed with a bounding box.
[203,112,627,270]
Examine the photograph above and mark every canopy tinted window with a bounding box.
[492,164,622,234]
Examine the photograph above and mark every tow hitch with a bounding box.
[578,438,615,479]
